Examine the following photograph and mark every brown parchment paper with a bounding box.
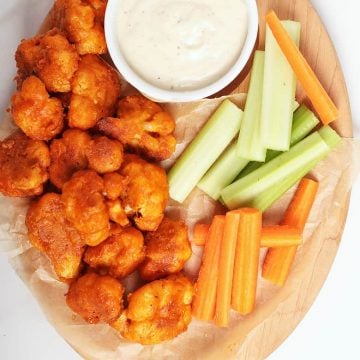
[0,94,359,360]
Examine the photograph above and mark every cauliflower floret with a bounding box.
[15,28,79,93]
[84,224,145,279]
[86,136,124,174]
[26,193,84,280]
[112,274,193,345]
[61,170,110,246]
[139,217,192,281]
[53,0,107,55]
[97,95,176,161]
[11,76,64,141]
[49,129,91,189]
[0,132,50,197]
[68,54,121,130]
[66,273,124,324]
[119,154,169,231]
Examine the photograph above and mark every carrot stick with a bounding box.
[266,10,339,125]
[261,225,302,247]
[231,208,262,315]
[192,215,225,321]
[215,211,240,326]
[192,223,210,246]
[262,178,319,285]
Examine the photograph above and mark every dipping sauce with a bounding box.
[117,0,248,91]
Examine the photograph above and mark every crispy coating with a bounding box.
[61,170,110,246]
[0,132,50,197]
[11,76,64,141]
[67,273,124,324]
[69,55,121,130]
[53,0,107,55]
[15,29,79,93]
[112,274,193,345]
[119,154,169,232]
[97,95,176,161]
[139,218,191,281]
[84,224,145,279]
[106,199,129,227]
[103,172,124,200]
[26,193,84,280]
[86,136,124,174]
[49,129,91,189]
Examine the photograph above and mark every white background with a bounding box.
[0,1,359,359]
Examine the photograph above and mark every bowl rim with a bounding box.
[105,0,259,102]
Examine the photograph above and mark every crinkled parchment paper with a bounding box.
[1,94,359,360]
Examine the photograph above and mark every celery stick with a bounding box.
[238,105,320,178]
[261,21,301,151]
[197,141,249,200]
[318,125,342,148]
[168,100,243,203]
[236,51,266,161]
[220,129,340,210]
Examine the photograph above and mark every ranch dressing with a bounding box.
[117,0,248,91]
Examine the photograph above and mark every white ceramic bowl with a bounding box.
[105,0,259,102]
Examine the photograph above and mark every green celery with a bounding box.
[236,51,266,161]
[220,127,341,210]
[238,105,320,178]
[168,100,243,203]
[261,21,301,151]
[197,141,249,200]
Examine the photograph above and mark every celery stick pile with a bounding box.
[168,12,340,213]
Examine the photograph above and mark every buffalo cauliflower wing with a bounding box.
[106,199,129,227]
[84,224,145,279]
[97,95,176,161]
[53,0,107,55]
[61,170,110,246]
[15,29,79,93]
[119,154,169,231]
[103,172,124,200]
[66,272,124,324]
[68,54,121,130]
[139,218,191,281]
[112,274,193,345]
[0,132,50,197]
[11,76,64,141]
[49,129,91,189]
[86,136,124,174]
[26,193,84,280]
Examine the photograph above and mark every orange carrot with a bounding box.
[266,10,339,125]
[192,215,225,321]
[262,178,319,285]
[215,211,240,326]
[231,208,262,315]
[192,223,210,246]
[261,225,302,247]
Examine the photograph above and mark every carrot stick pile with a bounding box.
[192,177,319,326]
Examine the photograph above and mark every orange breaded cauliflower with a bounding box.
[11,76,64,141]
[49,129,91,189]
[61,170,110,246]
[53,0,107,55]
[15,29,79,93]
[97,95,176,161]
[139,218,191,281]
[68,55,121,130]
[86,136,124,174]
[26,193,85,280]
[0,132,50,197]
[67,273,124,324]
[84,224,145,279]
[106,199,129,227]
[112,274,193,345]
[103,172,124,200]
[119,154,169,231]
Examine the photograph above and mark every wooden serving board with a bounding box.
[35,1,352,359]
[211,0,352,359]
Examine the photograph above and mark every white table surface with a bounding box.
[0,1,359,359]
